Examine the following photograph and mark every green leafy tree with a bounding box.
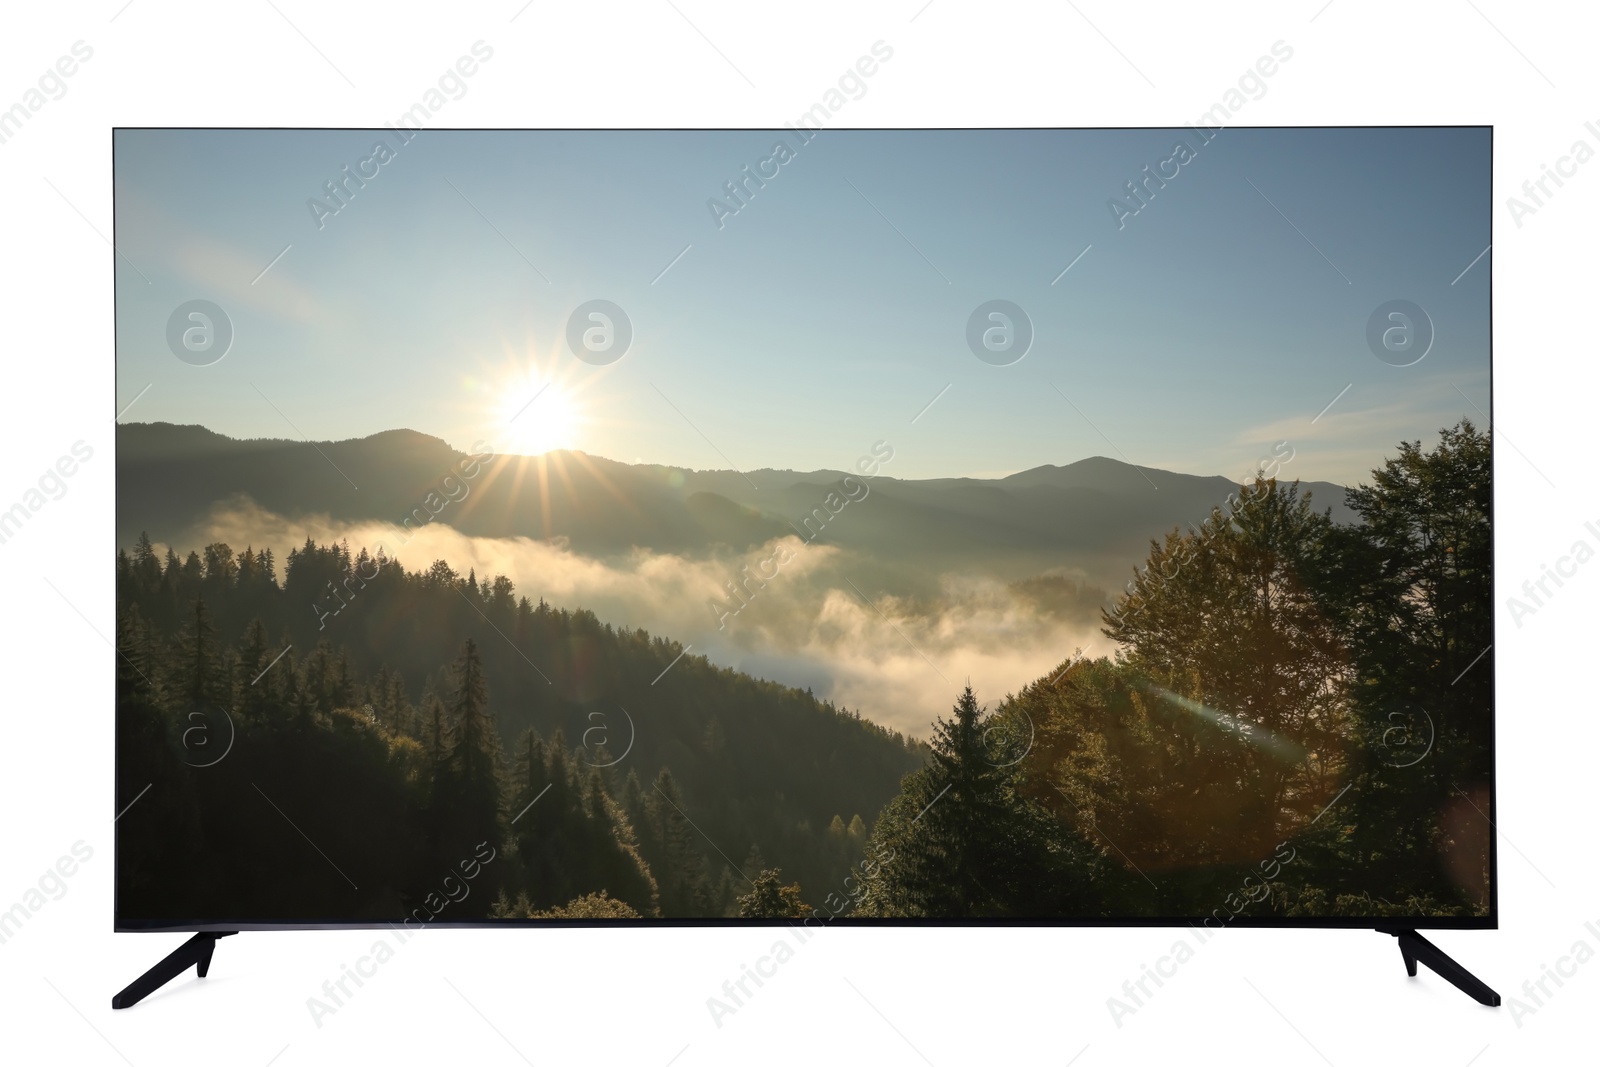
[1101,477,1350,861]
[1308,421,1492,910]
[530,891,640,919]
[737,868,809,917]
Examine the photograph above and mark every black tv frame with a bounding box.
[111,124,1498,1009]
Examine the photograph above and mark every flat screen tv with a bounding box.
[112,125,1497,1008]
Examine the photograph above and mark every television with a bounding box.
[112,125,1496,1009]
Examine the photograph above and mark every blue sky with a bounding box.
[114,127,1490,484]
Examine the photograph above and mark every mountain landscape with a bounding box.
[115,421,1356,593]
[115,533,926,922]
[114,420,1494,923]
[116,422,1359,738]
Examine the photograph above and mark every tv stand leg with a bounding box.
[112,932,237,1009]
[1385,929,1500,1006]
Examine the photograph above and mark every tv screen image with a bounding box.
[111,126,1493,1002]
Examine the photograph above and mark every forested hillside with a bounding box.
[854,423,1492,920]
[114,541,925,922]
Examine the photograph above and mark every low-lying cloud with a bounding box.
[191,501,1110,738]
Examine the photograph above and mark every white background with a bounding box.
[1,1,1596,1064]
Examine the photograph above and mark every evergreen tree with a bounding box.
[133,532,162,589]
[422,692,449,768]
[387,674,411,739]
[437,639,505,867]
[620,769,647,823]
[173,597,224,709]
[862,687,1089,917]
[510,727,554,900]
[304,641,336,713]
[236,619,272,719]
[370,664,393,732]
[645,769,712,916]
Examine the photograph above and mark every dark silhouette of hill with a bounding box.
[116,423,1355,587]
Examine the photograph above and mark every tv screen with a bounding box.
[113,126,1492,934]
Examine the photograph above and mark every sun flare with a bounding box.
[502,377,582,456]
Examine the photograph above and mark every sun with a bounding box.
[501,376,583,456]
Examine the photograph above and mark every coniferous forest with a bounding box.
[116,422,1491,923]
[115,539,924,923]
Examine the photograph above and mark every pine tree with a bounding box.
[509,727,552,900]
[545,729,576,823]
[370,664,393,732]
[438,639,505,865]
[861,687,1078,918]
[645,769,712,916]
[173,597,223,709]
[332,650,355,708]
[133,532,162,590]
[924,686,1016,915]
[422,692,448,767]
[115,603,158,704]
[620,769,649,851]
[387,674,411,739]
[237,619,271,718]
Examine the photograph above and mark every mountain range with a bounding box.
[116,422,1355,595]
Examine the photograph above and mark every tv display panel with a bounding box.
[113,127,1492,931]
